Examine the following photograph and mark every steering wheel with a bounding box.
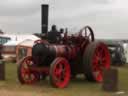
[79,26,95,42]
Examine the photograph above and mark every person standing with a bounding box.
[47,25,59,43]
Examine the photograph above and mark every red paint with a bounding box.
[20,56,39,84]
[92,43,110,82]
[50,57,70,88]
[30,67,49,75]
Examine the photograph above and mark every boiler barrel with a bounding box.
[32,43,77,66]
[52,45,77,60]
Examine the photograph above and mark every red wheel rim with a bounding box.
[20,56,38,84]
[92,43,110,82]
[51,58,70,88]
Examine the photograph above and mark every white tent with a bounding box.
[0,34,39,41]
[2,34,40,62]
[4,40,22,46]
[18,39,36,47]
[123,43,128,64]
[15,35,39,41]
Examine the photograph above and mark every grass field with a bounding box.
[0,63,127,96]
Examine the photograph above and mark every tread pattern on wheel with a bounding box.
[83,41,107,82]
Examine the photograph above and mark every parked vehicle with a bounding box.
[106,42,126,65]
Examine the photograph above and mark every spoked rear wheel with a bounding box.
[18,56,39,84]
[50,57,70,88]
[83,42,111,82]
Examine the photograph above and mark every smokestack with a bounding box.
[41,4,49,34]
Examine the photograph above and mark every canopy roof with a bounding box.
[4,40,22,46]
[18,39,36,47]
[3,34,40,46]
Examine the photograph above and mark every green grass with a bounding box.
[0,62,127,96]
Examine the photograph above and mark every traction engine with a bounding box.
[17,4,111,88]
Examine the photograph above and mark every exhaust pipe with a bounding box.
[41,4,49,34]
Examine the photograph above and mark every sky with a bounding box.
[0,0,128,39]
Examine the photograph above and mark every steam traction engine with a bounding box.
[17,4,111,88]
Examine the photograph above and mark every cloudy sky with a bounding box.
[0,0,128,39]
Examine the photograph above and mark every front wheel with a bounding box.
[49,57,70,88]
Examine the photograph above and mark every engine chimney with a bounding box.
[41,4,49,34]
